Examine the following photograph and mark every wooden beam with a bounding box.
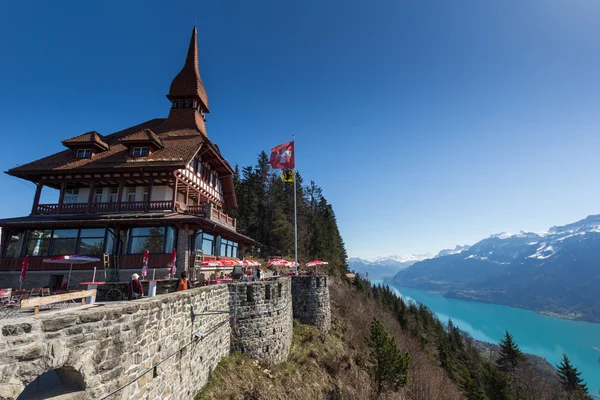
[172,174,178,210]
[146,178,154,212]
[117,180,124,212]
[21,289,97,315]
[57,180,67,213]
[87,179,95,213]
[31,182,44,215]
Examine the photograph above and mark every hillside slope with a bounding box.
[197,278,571,400]
[197,279,462,400]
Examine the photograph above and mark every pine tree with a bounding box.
[556,353,589,398]
[482,362,514,400]
[496,331,525,373]
[365,317,410,394]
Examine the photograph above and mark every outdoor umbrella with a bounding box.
[19,256,30,289]
[169,249,177,277]
[42,255,101,290]
[306,259,329,275]
[200,260,223,267]
[265,259,289,267]
[306,260,329,267]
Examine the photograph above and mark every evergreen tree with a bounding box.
[496,331,525,373]
[482,362,514,400]
[556,353,589,398]
[365,317,410,394]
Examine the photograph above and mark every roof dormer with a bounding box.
[118,129,164,157]
[62,131,109,158]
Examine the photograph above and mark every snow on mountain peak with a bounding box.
[369,254,434,263]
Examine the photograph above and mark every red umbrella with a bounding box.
[43,254,101,290]
[265,258,289,267]
[200,260,222,267]
[306,260,329,267]
[141,250,149,277]
[169,249,177,276]
[19,256,30,288]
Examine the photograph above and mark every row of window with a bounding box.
[171,100,205,116]
[3,227,238,258]
[75,147,148,159]
[62,187,150,204]
[188,156,224,197]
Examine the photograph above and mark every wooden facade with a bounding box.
[0,27,253,286]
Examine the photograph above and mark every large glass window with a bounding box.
[51,229,78,255]
[24,230,52,256]
[4,232,23,257]
[202,233,214,255]
[128,226,175,254]
[79,228,106,255]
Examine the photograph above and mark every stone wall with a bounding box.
[0,277,325,399]
[0,285,230,400]
[291,276,331,332]
[227,279,293,364]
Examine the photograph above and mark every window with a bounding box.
[94,188,103,203]
[202,233,214,255]
[51,229,78,255]
[24,230,52,256]
[109,188,118,203]
[76,149,91,158]
[127,187,136,202]
[64,189,79,204]
[218,238,238,258]
[143,187,149,202]
[4,232,23,257]
[132,147,148,157]
[20,228,107,257]
[127,226,175,254]
[78,228,106,256]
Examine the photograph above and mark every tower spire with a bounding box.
[161,26,210,135]
[167,26,209,111]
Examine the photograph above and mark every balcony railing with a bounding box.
[211,207,235,228]
[34,201,176,215]
[32,201,235,228]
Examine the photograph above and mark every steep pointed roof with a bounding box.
[167,26,209,112]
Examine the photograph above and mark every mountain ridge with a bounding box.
[392,214,600,323]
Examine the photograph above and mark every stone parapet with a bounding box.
[291,276,332,332]
[0,285,230,400]
[227,279,293,364]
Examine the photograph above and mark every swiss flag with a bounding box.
[269,141,295,169]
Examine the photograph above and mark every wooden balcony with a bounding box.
[34,201,176,215]
[210,207,236,228]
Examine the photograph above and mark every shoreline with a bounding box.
[379,278,600,325]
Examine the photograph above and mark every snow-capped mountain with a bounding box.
[393,215,600,323]
[436,245,471,258]
[349,254,433,278]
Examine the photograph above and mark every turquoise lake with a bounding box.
[373,280,600,394]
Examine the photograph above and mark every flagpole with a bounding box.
[293,134,298,274]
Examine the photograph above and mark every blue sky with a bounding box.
[1,0,600,258]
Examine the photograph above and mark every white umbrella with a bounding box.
[43,254,101,290]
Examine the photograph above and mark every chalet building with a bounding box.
[0,27,254,289]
